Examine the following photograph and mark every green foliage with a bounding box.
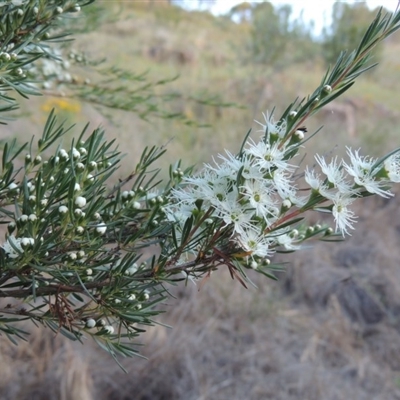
[322,2,384,67]
[1,1,400,368]
[0,0,94,122]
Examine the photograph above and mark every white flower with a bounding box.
[384,153,400,182]
[331,194,357,236]
[164,202,195,224]
[235,228,273,258]
[216,194,253,234]
[305,167,325,191]
[217,151,263,181]
[275,233,300,251]
[344,148,392,198]
[1,235,24,258]
[240,179,276,219]
[315,154,353,195]
[255,112,287,139]
[273,170,307,207]
[245,139,293,172]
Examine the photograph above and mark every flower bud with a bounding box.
[282,199,291,210]
[104,325,114,334]
[322,84,332,94]
[95,224,107,235]
[74,208,84,218]
[294,130,304,140]
[8,222,16,234]
[59,205,68,215]
[75,196,87,208]
[77,250,85,259]
[18,214,29,224]
[76,163,85,172]
[1,52,10,62]
[250,261,258,269]
[28,214,37,222]
[72,148,80,160]
[85,319,96,328]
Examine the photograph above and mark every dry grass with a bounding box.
[3,194,400,399]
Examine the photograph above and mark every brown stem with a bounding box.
[0,279,112,299]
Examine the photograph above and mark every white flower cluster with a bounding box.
[306,147,400,235]
[166,112,400,265]
[1,235,34,258]
[166,114,307,262]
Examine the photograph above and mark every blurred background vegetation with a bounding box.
[2,1,400,399]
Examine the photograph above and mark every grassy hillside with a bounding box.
[2,3,400,399]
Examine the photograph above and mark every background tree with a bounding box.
[322,2,384,66]
[248,2,318,66]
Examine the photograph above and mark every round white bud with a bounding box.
[250,261,258,269]
[28,214,37,222]
[95,224,107,235]
[104,325,114,334]
[282,199,292,209]
[85,319,96,328]
[72,148,80,160]
[75,196,87,208]
[19,214,28,223]
[59,205,68,214]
